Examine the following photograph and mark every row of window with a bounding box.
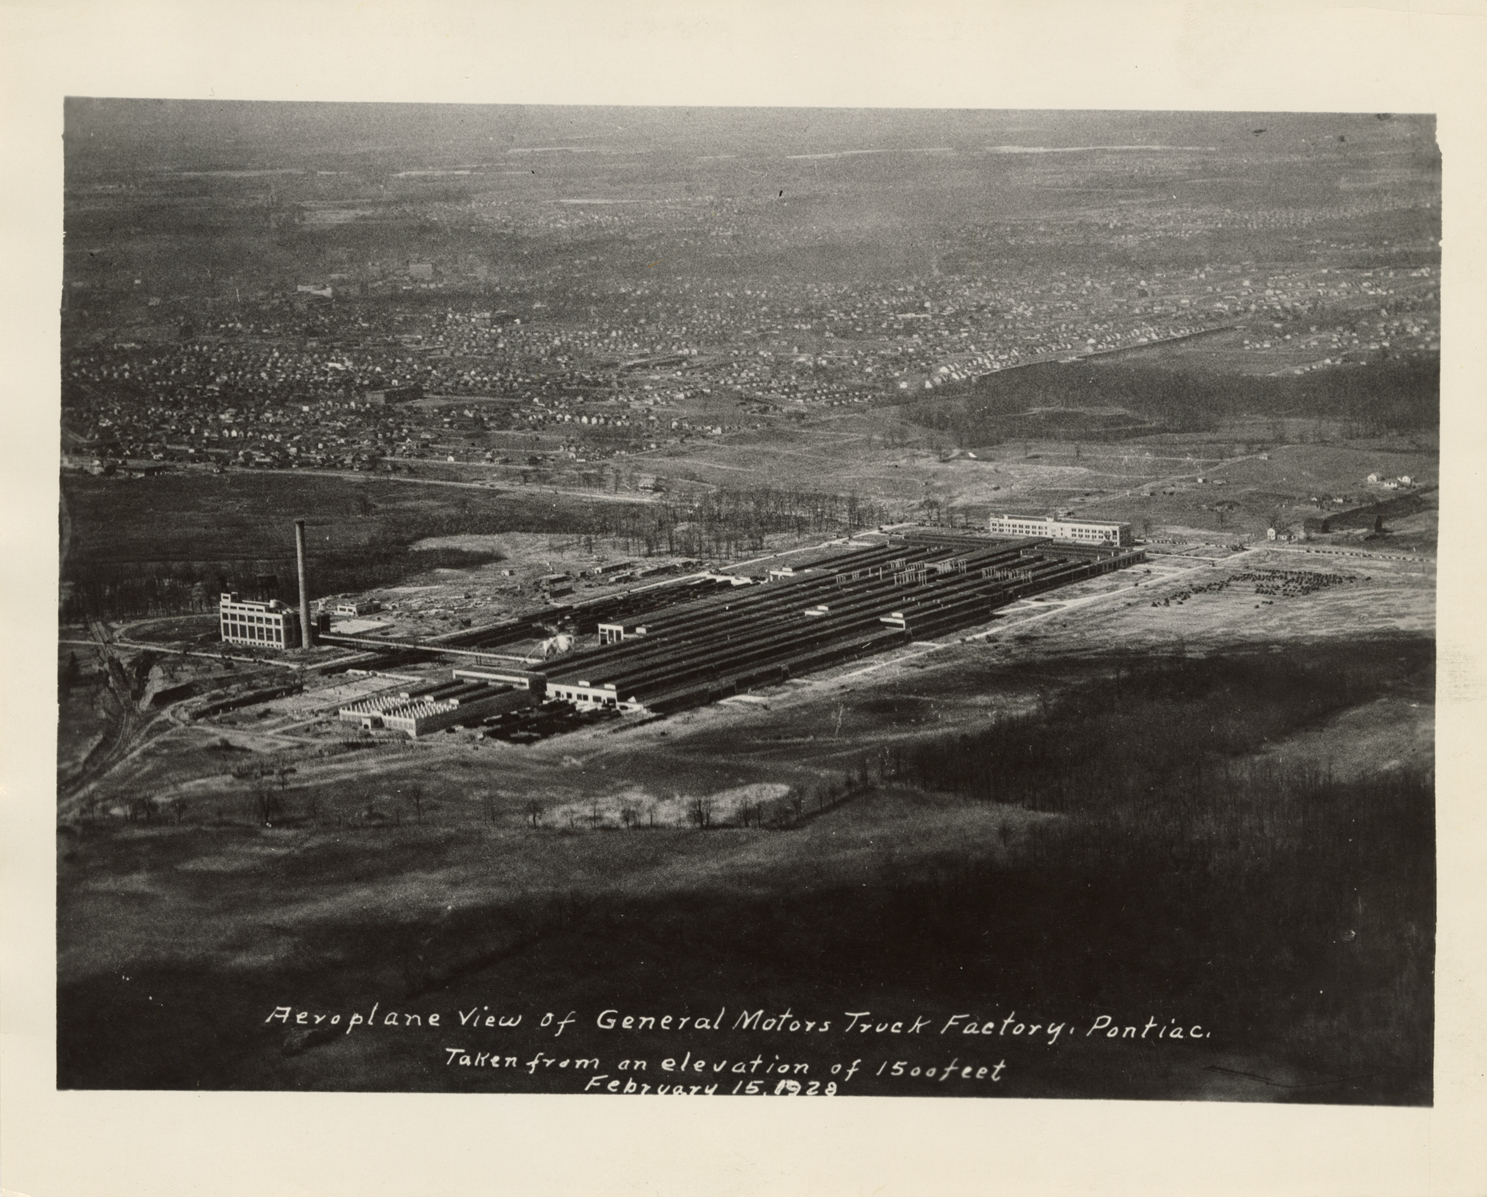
[222,625,286,643]
[551,686,624,708]
[989,521,1121,540]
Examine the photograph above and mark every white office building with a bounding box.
[987,514,1134,547]
[219,593,302,649]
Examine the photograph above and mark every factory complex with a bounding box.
[538,531,1142,715]
[226,514,1142,737]
[300,522,1146,736]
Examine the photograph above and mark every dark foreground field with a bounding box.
[57,639,1434,1102]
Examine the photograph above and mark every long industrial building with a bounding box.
[338,675,533,738]
[539,532,1144,715]
[317,528,1145,730]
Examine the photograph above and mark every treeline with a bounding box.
[907,358,1439,445]
[60,546,503,624]
[647,487,889,559]
[377,484,888,559]
[836,762,1433,1097]
[60,481,888,622]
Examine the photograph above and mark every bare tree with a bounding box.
[526,799,543,829]
[251,772,277,825]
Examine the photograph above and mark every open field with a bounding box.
[58,633,1433,1099]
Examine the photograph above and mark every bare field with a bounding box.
[618,419,1437,545]
[57,628,1434,1097]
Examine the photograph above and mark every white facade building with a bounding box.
[219,593,301,649]
[987,514,1134,547]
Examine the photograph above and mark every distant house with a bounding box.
[362,384,424,405]
[408,262,434,281]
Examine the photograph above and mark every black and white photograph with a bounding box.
[7,3,1487,1195]
[55,98,1440,1101]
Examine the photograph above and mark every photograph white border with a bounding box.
[3,3,1484,1194]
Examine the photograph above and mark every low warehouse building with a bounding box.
[337,675,533,738]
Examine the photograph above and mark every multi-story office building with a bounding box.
[987,514,1134,547]
[219,593,302,649]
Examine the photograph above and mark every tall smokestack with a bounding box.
[294,519,313,650]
